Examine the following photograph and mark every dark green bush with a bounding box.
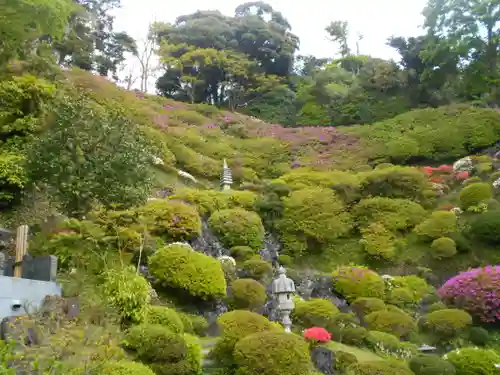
[351,297,386,315]
[430,237,457,259]
[209,208,265,250]
[340,326,369,346]
[414,211,457,240]
[420,309,472,341]
[459,182,492,210]
[446,348,500,375]
[409,354,456,375]
[292,298,339,329]
[365,331,417,357]
[333,266,385,302]
[242,258,273,281]
[365,308,416,338]
[227,278,267,311]
[469,211,500,245]
[334,350,358,372]
[327,313,366,346]
[468,327,490,346]
[149,243,226,300]
[98,360,156,375]
[233,331,313,375]
[146,306,184,333]
[230,246,255,261]
[347,360,414,375]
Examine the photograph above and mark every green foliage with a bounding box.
[388,288,415,308]
[102,266,151,324]
[233,331,313,375]
[242,259,273,281]
[365,331,417,358]
[351,297,386,315]
[468,327,490,346]
[364,308,416,338]
[392,276,434,303]
[360,222,396,259]
[227,278,267,311]
[148,243,226,300]
[469,211,500,245]
[414,211,457,240]
[26,93,154,217]
[209,208,265,250]
[278,187,352,257]
[459,183,493,210]
[333,266,385,302]
[230,246,256,261]
[292,298,339,329]
[353,197,427,232]
[430,237,457,259]
[334,350,358,372]
[347,360,414,375]
[146,306,184,333]
[99,360,156,375]
[446,348,500,375]
[420,309,472,341]
[137,199,201,241]
[409,354,456,375]
[178,313,208,337]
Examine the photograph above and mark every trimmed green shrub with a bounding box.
[182,333,203,375]
[242,259,273,280]
[333,266,385,302]
[469,211,500,245]
[233,331,313,375]
[353,197,426,231]
[351,297,386,316]
[327,313,367,346]
[340,326,369,346]
[427,302,447,313]
[99,360,156,375]
[459,182,492,210]
[430,237,457,259]
[230,246,255,261]
[392,275,434,303]
[409,354,456,375]
[227,278,267,311]
[277,254,293,267]
[138,199,201,241]
[468,327,491,346]
[360,223,396,259]
[446,348,500,375]
[347,360,414,375]
[334,350,358,372]
[292,298,339,329]
[149,243,226,300]
[178,313,208,336]
[388,288,414,308]
[420,309,472,341]
[414,211,457,240]
[209,208,265,250]
[463,177,482,186]
[365,308,416,338]
[365,331,417,357]
[146,306,184,333]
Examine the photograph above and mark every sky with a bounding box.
[112,0,429,90]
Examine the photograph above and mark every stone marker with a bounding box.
[310,346,336,375]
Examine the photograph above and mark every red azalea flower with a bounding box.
[455,171,469,180]
[303,327,331,343]
[437,164,453,171]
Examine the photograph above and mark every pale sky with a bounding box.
[113,0,428,90]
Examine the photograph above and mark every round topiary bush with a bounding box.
[334,350,358,372]
[230,245,255,261]
[427,301,447,313]
[409,354,456,375]
[364,308,416,338]
[468,327,490,346]
[347,360,414,375]
[209,208,265,250]
[333,266,385,302]
[98,360,156,375]
[438,266,500,323]
[469,211,500,245]
[446,348,500,375]
[414,211,457,240]
[420,309,472,341]
[459,182,492,210]
[242,258,273,280]
[149,243,226,300]
[388,288,415,308]
[227,278,267,311]
[392,275,434,303]
[292,298,339,329]
[351,297,386,316]
[146,306,184,333]
[178,312,208,336]
[430,237,457,259]
[233,331,313,375]
[340,326,369,346]
[138,199,201,241]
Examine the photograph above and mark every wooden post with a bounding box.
[13,225,28,278]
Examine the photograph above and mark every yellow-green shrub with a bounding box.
[414,211,457,240]
[233,331,313,375]
[360,223,396,259]
[209,208,265,250]
[347,360,414,375]
[278,187,352,257]
[409,354,456,375]
[292,298,339,329]
[430,237,457,259]
[137,199,201,241]
[392,275,434,303]
[178,312,208,336]
[420,309,472,341]
[365,331,417,357]
[276,169,360,191]
[351,297,386,315]
[149,243,226,300]
[333,266,385,302]
[388,288,414,308]
[242,259,273,281]
[353,197,426,231]
[98,360,156,375]
[446,347,500,375]
[364,308,416,338]
[230,245,256,261]
[146,306,184,333]
[227,278,267,311]
[459,182,492,210]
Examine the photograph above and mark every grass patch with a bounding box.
[324,341,382,362]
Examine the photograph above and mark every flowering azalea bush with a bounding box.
[303,327,332,344]
[438,265,500,323]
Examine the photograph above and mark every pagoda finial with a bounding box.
[220,159,233,191]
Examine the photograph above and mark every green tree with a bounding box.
[26,93,154,217]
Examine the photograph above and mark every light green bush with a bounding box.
[392,275,434,303]
[178,312,208,336]
[242,259,273,281]
[364,308,416,338]
[351,297,386,315]
[99,360,156,375]
[347,360,414,375]
[414,211,457,240]
[292,298,339,329]
[409,354,456,375]
[430,237,457,259]
[333,266,385,302]
[459,182,492,210]
[446,348,500,375]
[388,288,415,308]
[146,306,184,333]
[360,223,396,259]
[227,278,267,311]
[420,309,472,341]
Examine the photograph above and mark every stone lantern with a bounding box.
[272,266,296,332]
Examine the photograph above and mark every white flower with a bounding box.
[152,155,164,165]
[453,157,473,172]
[493,177,500,188]
[218,255,236,266]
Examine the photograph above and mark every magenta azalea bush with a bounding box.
[438,265,500,323]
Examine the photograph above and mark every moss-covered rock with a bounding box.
[149,243,226,300]
[233,331,313,375]
[227,278,267,311]
[209,208,265,250]
[292,298,339,329]
[333,266,385,302]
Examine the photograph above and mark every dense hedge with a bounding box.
[149,243,226,299]
[233,331,313,375]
